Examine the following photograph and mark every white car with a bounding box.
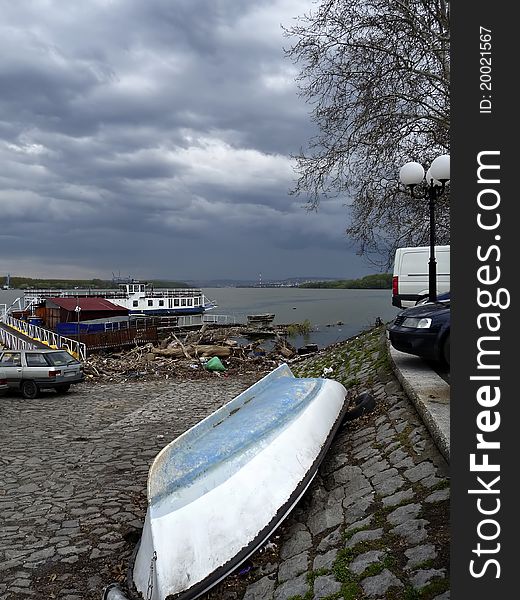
[0,348,84,399]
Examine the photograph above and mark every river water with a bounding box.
[0,287,400,349]
[203,287,399,348]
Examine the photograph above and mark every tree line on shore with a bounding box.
[4,273,392,291]
[299,273,392,289]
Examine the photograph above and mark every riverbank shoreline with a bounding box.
[78,320,387,386]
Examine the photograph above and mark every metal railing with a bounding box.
[202,314,239,325]
[0,326,39,351]
[0,297,24,319]
[173,315,204,328]
[1,315,87,361]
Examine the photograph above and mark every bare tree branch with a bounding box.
[284,0,450,265]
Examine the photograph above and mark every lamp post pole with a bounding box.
[428,184,437,303]
[399,154,450,303]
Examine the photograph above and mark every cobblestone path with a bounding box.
[0,375,260,599]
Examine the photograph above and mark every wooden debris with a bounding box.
[82,323,304,383]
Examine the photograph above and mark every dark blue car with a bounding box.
[388,295,450,365]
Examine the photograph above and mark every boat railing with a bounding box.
[23,288,206,302]
[0,297,25,318]
[202,314,239,325]
[173,315,204,328]
[23,289,129,303]
[1,315,87,361]
[0,326,39,351]
[144,289,203,298]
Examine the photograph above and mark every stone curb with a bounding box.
[387,340,450,463]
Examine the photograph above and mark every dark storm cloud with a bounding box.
[0,0,373,280]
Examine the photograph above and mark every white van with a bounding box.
[392,245,450,308]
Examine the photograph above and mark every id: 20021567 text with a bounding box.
[479,26,492,114]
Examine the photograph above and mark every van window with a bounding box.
[401,249,449,275]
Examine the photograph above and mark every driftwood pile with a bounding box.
[82,325,298,383]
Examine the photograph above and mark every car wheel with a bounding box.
[21,380,39,399]
[443,334,450,366]
[55,384,71,394]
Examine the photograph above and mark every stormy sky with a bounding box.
[0,0,378,282]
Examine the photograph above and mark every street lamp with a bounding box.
[75,304,82,353]
[399,154,450,302]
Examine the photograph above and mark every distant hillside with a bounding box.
[184,277,342,288]
[4,275,390,290]
[7,277,191,290]
[299,273,392,289]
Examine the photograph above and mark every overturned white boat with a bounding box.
[128,364,348,600]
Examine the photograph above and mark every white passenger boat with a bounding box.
[123,364,348,600]
[23,281,215,317]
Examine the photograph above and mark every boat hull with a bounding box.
[132,364,348,600]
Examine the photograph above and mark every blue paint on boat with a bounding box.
[150,364,323,505]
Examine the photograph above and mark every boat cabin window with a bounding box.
[194,298,200,306]
[181,299,187,306]
[187,299,192,306]
[159,300,164,307]
[174,299,179,307]
[133,301,138,307]
[148,300,153,307]
[139,285,145,292]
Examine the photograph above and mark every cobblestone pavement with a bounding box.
[0,326,450,600]
[0,373,261,600]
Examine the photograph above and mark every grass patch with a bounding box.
[340,581,363,599]
[417,577,449,598]
[359,561,385,578]
[307,568,330,582]
[331,549,365,599]
[344,536,391,555]
[344,378,361,389]
[428,479,450,491]
[359,554,396,579]
[392,577,449,600]
[343,525,371,542]
[401,587,421,600]
[412,559,435,571]
[393,424,418,455]
[286,319,313,337]
[332,549,358,583]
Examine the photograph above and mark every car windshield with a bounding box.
[46,351,79,366]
